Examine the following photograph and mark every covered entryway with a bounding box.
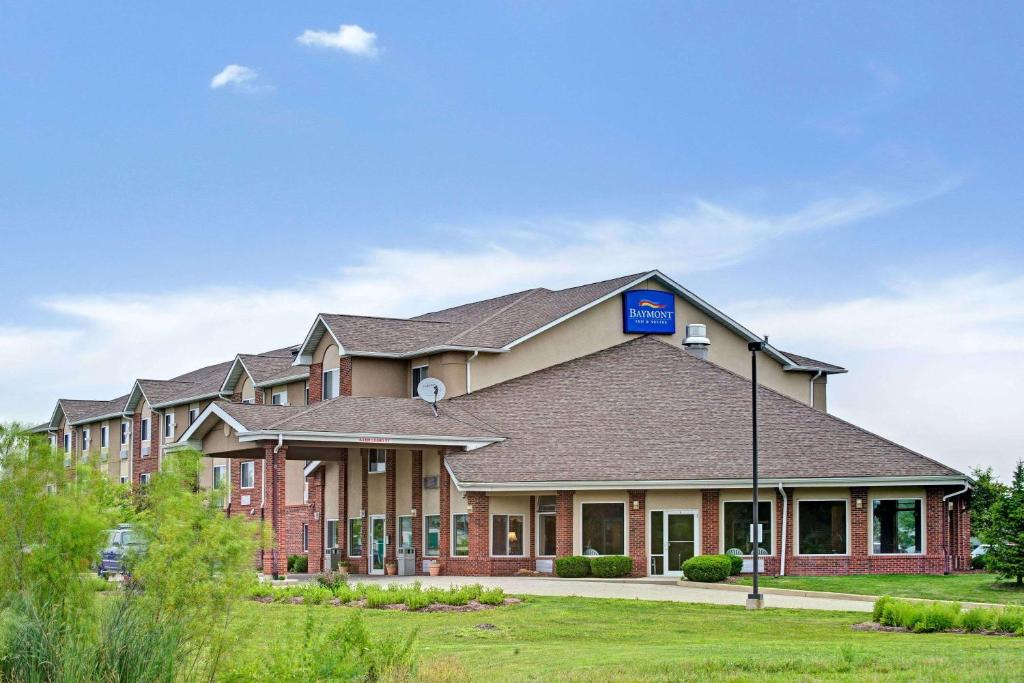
[648,509,699,576]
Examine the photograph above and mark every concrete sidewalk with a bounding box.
[311,575,874,612]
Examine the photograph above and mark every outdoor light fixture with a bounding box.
[747,339,767,610]
[632,500,639,510]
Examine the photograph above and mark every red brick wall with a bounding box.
[439,451,451,569]
[132,412,159,486]
[340,356,353,396]
[338,449,348,557]
[263,445,288,576]
[529,495,536,561]
[627,490,646,577]
[555,490,574,558]
[411,450,423,574]
[701,490,720,555]
[385,450,396,564]
[308,362,323,404]
[356,449,369,574]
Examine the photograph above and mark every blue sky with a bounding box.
[1,3,1022,477]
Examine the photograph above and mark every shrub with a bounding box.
[994,607,1024,634]
[316,569,348,591]
[303,586,333,605]
[724,553,743,576]
[914,602,960,633]
[249,582,275,599]
[681,555,732,583]
[478,587,505,606]
[555,555,590,578]
[589,555,633,578]
[960,607,994,632]
[404,590,432,610]
[971,553,987,570]
[872,595,894,622]
[287,554,309,573]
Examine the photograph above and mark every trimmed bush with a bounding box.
[681,555,732,583]
[872,595,894,622]
[555,555,591,578]
[915,602,960,633]
[287,554,308,573]
[589,555,633,578]
[478,588,506,606]
[722,553,743,576]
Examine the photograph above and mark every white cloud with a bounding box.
[297,24,380,57]
[729,273,1024,479]
[209,64,265,91]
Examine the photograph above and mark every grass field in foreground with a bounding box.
[733,573,1024,605]
[232,595,1024,681]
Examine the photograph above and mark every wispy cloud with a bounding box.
[297,24,380,57]
[209,64,270,92]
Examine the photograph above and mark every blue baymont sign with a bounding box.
[622,290,676,334]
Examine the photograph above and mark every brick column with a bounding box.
[263,444,288,576]
[308,362,323,404]
[467,491,490,575]
[340,357,353,396]
[781,487,795,574]
[131,412,142,486]
[338,449,348,556]
[308,468,324,573]
[439,451,451,566]
[701,489,720,555]
[555,490,574,558]
[627,490,646,577]
[849,487,869,573]
[359,449,369,574]
[411,450,423,573]
[529,496,536,561]
[385,450,397,565]
[925,487,945,573]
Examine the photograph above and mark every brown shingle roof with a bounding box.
[780,351,846,373]
[57,398,121,425]
[238,353,309,386]
[444,336,961,485]
[318,315,463,355]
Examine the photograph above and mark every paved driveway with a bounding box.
[340,575,874,612]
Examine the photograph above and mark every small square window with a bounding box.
[368,449,388,473]
[240,461,255,489]
[271,390,288,406]
[119,476,129,485]
[140,473,151,486]
[411,366,429,398]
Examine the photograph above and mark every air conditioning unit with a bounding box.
[141,443,150,457]
[119,448,129,460]
[368,461,386,474]
[422,475,439,489]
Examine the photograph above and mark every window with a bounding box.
[140,473,151,486]
[120,421,129,445]
[64,433,71,453]
[452,514,469,556]
[100,426,109,448]
[241,397,255,405]
[189,408,200,425]
[271,389,288,406]
[119,476,128,485]
[302,524,309,553]
[537,496,557,556]
[368,449,387,473]
[348,518,363,557]
[326,520,339,551]
[240,461,255,489]
[45,483,57,495]
[399,516,413,550]
[722,501,773,555]
[491,514,525,556]
[140,418,150,441]
[163,413,174,439]
[581,503,625,556]
[424,515,440,556]
[82,428,90,451]
[213,465,227,490]
[304,381,309,405]
[323,368,339,400]
[411,365,428,398]
[303,479,309,503]
[797,500,848,555]
[872,498,922,554]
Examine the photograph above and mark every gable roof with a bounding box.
[125,360,234,412]
[291,270,845,373]
[220,346,308,393]
[48,395,130,428]
[442,336,961,489]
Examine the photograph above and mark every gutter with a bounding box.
[807,370,823,408]
[942,483,972,574]
[777,483,788,576]
[466,351,479,394]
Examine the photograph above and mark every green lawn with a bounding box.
[733,573,1024,605]
[232,595,1024,681]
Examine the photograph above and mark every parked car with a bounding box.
[971,543,989,570]
[99,524,145,576]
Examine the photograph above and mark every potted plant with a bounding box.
[428,560,442,576]
[337,560,350,577]
[385,561,398,576]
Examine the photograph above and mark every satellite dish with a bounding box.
[417,378,446,404]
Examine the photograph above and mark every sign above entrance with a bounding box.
[622,290,676,335]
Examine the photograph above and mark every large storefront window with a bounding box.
[722,501,772,555]
[581,503,624,556]
[873,499,922,554]
[452,514,469,556]
[348,518,363,557]
[491,515,524,556]
[424,515,440,556]
[798,500,847,555]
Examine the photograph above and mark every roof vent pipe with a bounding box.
[683,323,710,360]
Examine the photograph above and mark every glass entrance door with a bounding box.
[370,515,386,575]
[649,510,698,576]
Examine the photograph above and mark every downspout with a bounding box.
[777,483,788,577]
[942,483,971,574]
[808,370,823,408]
[465,351,479,394]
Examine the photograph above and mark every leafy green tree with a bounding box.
[983,460,1024,585]
[969,465,1008,538]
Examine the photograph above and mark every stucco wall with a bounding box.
[351,357,407,398]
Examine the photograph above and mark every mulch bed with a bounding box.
[252,596,522,612]
[853,622,1018,637]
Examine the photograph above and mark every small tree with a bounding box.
[983,460,1024,585]
[969,465,1008,539]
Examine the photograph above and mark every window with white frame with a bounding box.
[322,368,339,400]
[581,503,625,556]
[303,479,309,503]
[120,421,130,445]
[163,413,174,439]
[452,514,469,556]
[411,365,428,398]
[140,473,151,486]
[872,498,922,554]
[348,518,363,557]
[302,523,309,553]
[722,501,773,556]
[241,397,255,405]
[100,425,109,449]
[326,520,339,552]
[491,514,525,556]
[82,428,90,451]
[304,381,309,405]
[797,500,848,555]
[367,449,388,473]
[46,483,58,495]
[271,389,288,406]
[119,476,129,485]
[189,407,200,425]
[240,461,255,489]
[424,515,440,556]
[64,433,71,453]
[213,465,227,490]
[140,418,150,441]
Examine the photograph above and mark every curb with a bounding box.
[677,581,1007,609]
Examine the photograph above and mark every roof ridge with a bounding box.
[445,289,546,344]
[320,312,460,325]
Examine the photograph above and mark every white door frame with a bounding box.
[369,514,386,575]
[648,509,701,577]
